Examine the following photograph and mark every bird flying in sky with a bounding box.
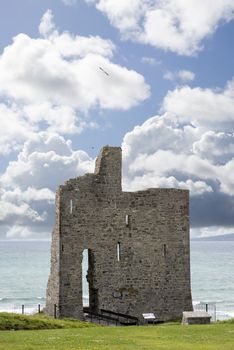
[99,66,109,76]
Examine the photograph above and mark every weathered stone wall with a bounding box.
[45,191,62,317]
[46,146,192,322]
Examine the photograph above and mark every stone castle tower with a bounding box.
[46,146,192,322]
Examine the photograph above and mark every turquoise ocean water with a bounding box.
[0,240,234,319]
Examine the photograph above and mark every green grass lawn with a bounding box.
[0,314,234,350]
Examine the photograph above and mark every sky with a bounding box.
[0,0,234,239]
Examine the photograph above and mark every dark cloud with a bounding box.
[190,192,234,228]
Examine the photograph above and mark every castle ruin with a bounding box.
[46,146,192,322]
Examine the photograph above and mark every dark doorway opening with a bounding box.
[82,249,98,313]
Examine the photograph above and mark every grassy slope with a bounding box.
[1,319,234,350]
[0,313,96,330]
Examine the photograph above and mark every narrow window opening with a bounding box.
[163,244,167,257]
[125,214,129,227]
[117,242,121,261]
[70,199,73,214]
[61,244,64,252]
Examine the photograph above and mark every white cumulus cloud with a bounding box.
[39,9,58,38]
[0,9,150,155]
[1,132,94,191]
[122,111,234,197]
[193,131,234,163]
[0,10,150,110]
[0,104,34,155]
[161,77,234,130]
[0,197,46,223]
[121,75,234,236]
[0,132,95,238]
[87,0,234,55]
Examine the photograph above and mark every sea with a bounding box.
[0,240,234,320]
